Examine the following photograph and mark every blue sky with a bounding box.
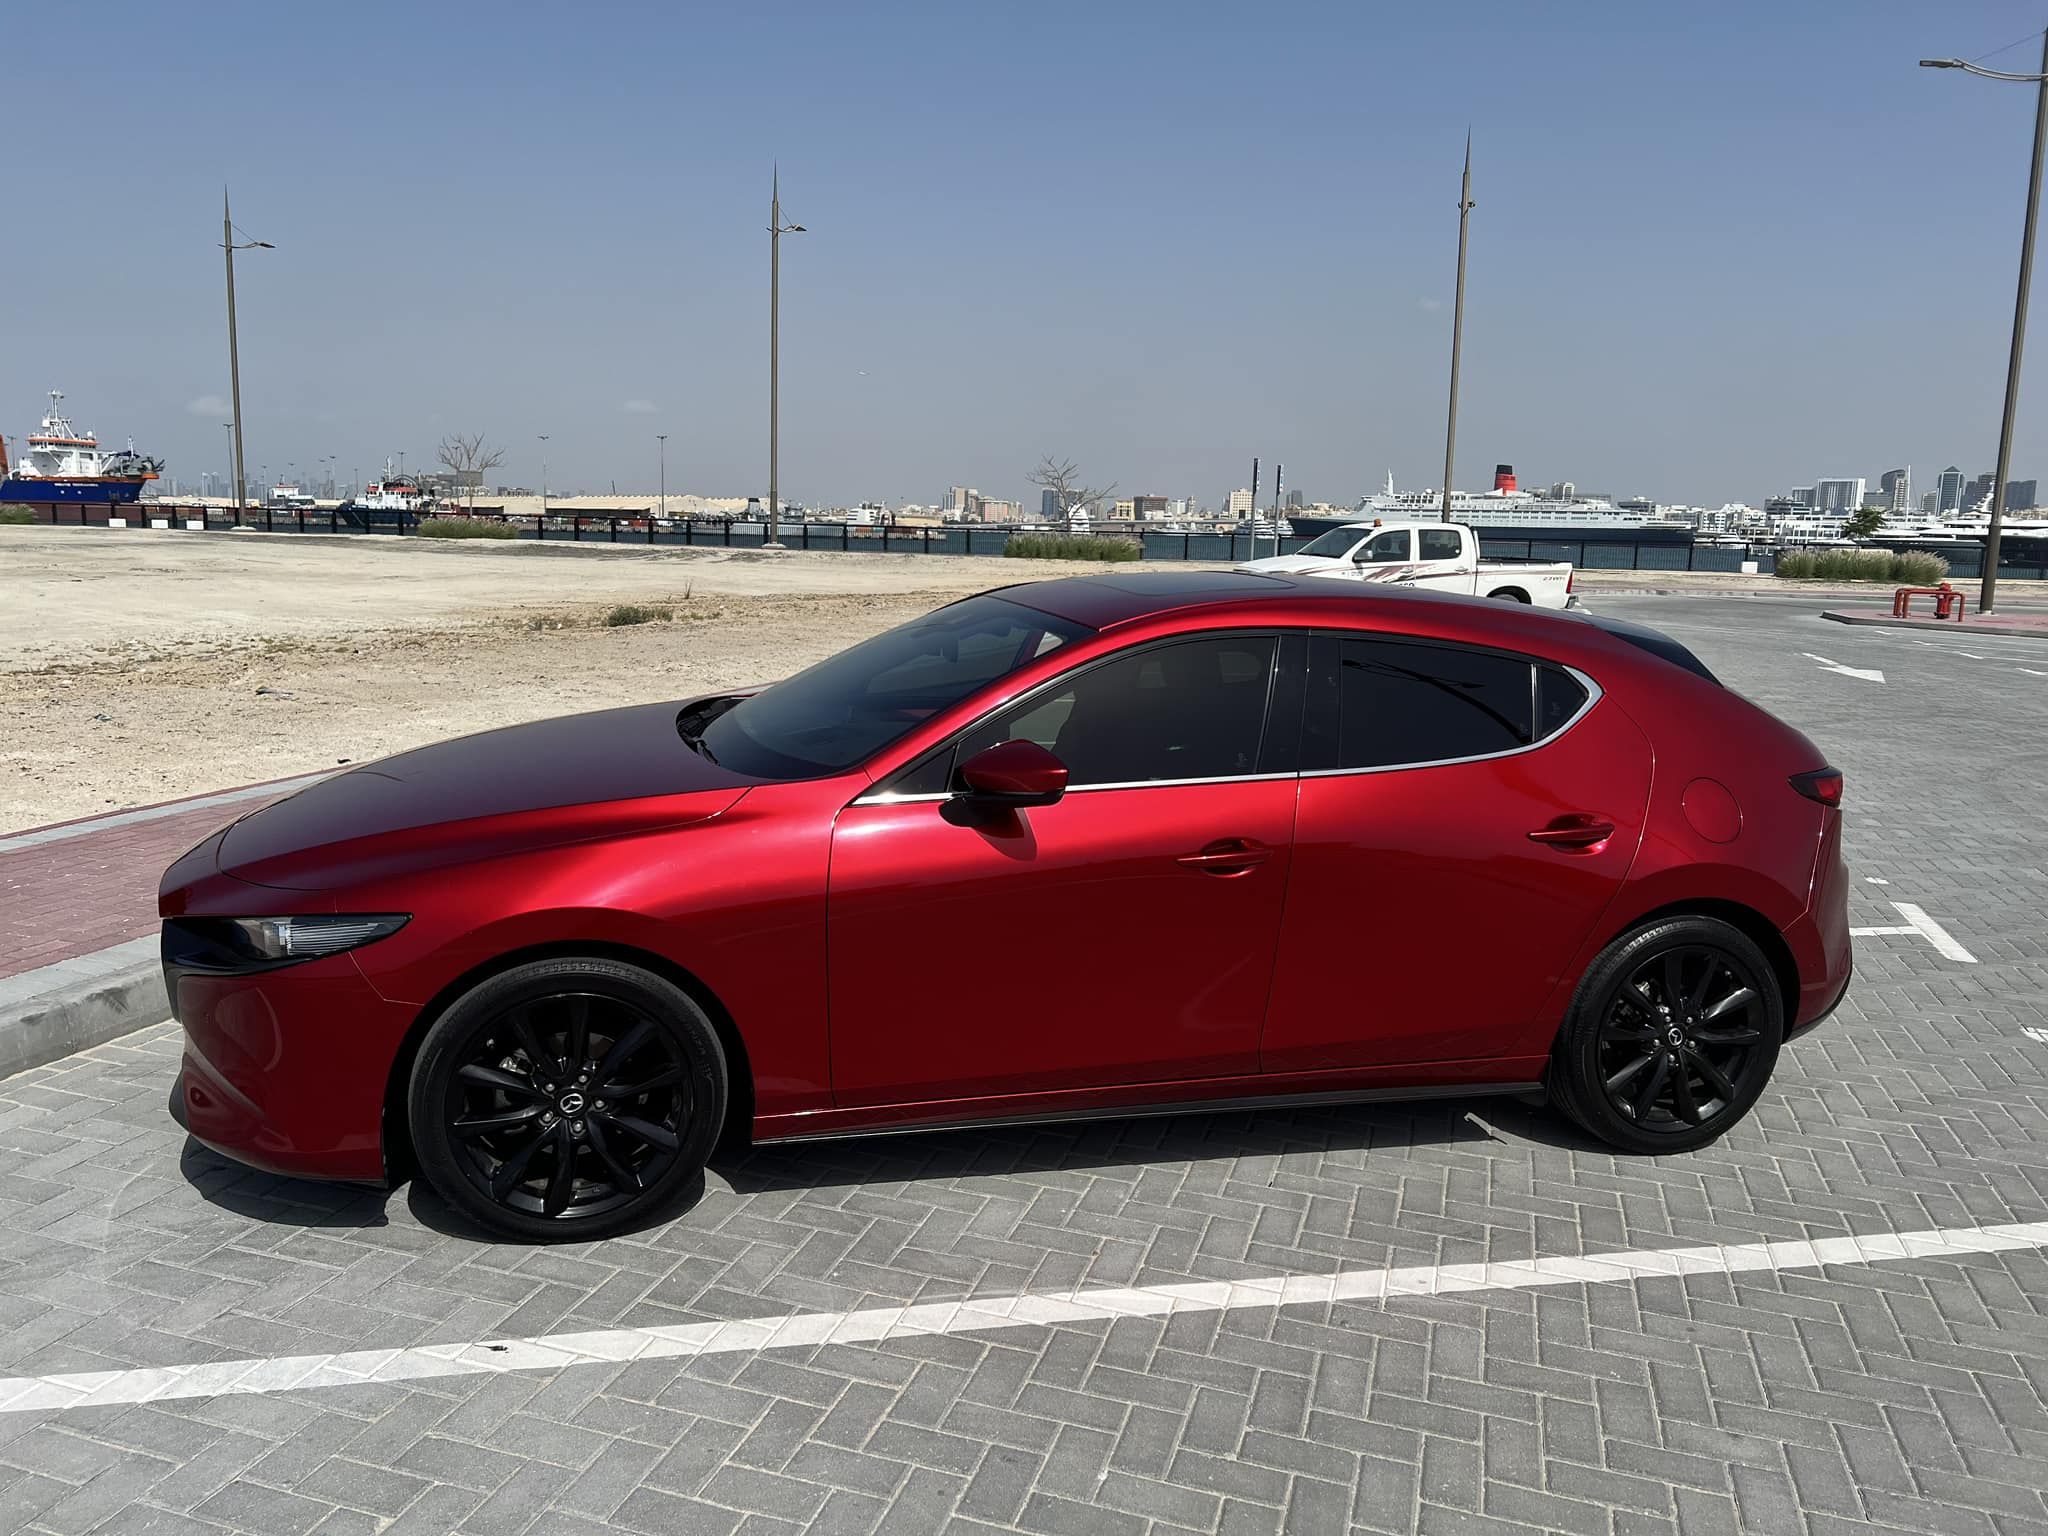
[8,1,2048,508]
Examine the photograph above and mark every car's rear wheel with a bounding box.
[1549,916,1782,1154]
[408,957,726,1241]
[1490,587,1532,603]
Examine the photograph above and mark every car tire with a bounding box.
[1489,587,1532,603]
[1548,916,1783,1155]
[408,956,727,1242]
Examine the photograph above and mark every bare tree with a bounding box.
[435,433,508,513]
[1027,456,1117,530]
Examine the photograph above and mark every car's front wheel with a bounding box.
[1549,916,1783,1154]
[409,957,726,1241]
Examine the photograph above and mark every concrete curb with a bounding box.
[1821,609,2048,638]
[0,939,167,1081]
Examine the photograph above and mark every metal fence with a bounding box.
[20,502,2048,579]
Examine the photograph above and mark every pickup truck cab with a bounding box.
[1238,520,1576,608]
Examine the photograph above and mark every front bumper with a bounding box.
[168,944,411,1183]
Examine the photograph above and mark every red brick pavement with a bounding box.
[0,793,292,981]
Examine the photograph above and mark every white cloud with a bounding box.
[185,394,231,417]
[1418,298,1444,313]
[622,398,657,414]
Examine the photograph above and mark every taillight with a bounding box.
[1566,569,1575,594]
[1790,768,1843,807]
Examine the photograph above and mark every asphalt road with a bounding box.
[0,592,2042,1536]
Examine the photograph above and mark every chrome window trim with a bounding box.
[854,769,1300,807]
[1299,661,1603,780]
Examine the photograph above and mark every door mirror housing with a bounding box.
[957,740,1068,807]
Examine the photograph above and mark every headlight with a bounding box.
[162,914,410,973]
[224,915,410,962]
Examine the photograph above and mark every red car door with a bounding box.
[828,633,1300,1107]
[1260,632,1652,1074]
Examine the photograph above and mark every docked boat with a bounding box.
[0,391,164,505]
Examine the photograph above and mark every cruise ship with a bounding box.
[1285,465,1673,543]
[0,391,164,505]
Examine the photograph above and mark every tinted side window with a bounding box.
[1537,666,1589,737]
[1335,638,1535,769]
[959,635,1279,787]
[1417,528,1463,561]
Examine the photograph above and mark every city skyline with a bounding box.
[10,1,2048,509]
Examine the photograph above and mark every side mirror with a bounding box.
[957,740,1068,807]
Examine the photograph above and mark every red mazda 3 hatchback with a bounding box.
[161,573,1850,1240]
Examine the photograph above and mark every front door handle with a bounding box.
[1527,815,1616,850]
[1177,838,1271,875]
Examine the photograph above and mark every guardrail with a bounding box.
[17,502,2048,579]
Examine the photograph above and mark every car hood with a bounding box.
[210,701,754,892]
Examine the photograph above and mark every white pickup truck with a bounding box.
[1238,520,1577,608]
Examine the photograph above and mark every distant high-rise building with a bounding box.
[1226,487,1253,518]
[1813,478,1866,514]
[2008,479,2038,511]
[1921,491,1940,516]
[1880,467,1911,513]
[943,486,977,514]
[1131,494,1169,519]
[1787,486,1815,509]
[1963,472,1996,514]
[1040,488,1060,519]
[1937,465,1965,514]
[1284,489,1304,510]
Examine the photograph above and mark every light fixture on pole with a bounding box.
[1921,41,2048,613]
[657,433,668,521]
[221,188,274,516]
[1440,133,1475,524]
[767,165,806,548]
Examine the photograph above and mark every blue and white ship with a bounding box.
[0,391,164,505]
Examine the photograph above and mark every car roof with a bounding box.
[996,569,1520,633]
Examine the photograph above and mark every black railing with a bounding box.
[17,502,2048,579]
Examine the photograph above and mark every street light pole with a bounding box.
[538,434,550,520]
[221,189,273,517]
[1440,133,1475,524]
[221,423,233,503]
[657,433,668,520]
[1923,39,2048,613]
[768,166,807,548]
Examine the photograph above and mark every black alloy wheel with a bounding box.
[409,958,726,1241]
[1550,917,1783,1155]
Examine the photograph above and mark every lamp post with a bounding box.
[221,423,234,504]
[221,189,273,516]
[538,434,550,520]
[768,166,806,547]
[657,433,668,520]
[1440,133,1475,524]
[1922,39,2048,613]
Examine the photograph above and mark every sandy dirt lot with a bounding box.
[1,524,1956,830]
[0,527,1135,829]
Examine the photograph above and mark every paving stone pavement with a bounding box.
[0,593,2043,1535]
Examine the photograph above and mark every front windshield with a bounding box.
[699,595,1090,779]
[1297,527,1366,558]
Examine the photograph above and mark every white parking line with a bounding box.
[0,1220,2040,1416]
[1849,901,1976,962]
[1892,902,1977,963]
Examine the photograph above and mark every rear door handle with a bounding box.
[1527,815,1616,850]
[1178,838,1271,875]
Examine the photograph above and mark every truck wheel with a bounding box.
[1489,587,1531,603]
